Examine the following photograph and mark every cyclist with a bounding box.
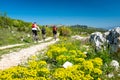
[41,26,46,41]
[52,25,57,40]
[32,22,40,43]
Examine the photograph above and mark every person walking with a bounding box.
[32,22,40,43]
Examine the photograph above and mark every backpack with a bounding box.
[32,24,35,28]
[42,27,46,34]
[53,26,57,31]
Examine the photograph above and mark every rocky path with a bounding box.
[0,37,52,50]
[0,44,25,50]
[0,37,59,70]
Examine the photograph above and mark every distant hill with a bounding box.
[69,24,107,35]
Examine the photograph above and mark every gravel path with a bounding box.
[0,37,52,50]
[0,44,25,50]
[0,38,59,70]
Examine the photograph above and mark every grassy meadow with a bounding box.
[0,14,120,80]
[0,37,120,80]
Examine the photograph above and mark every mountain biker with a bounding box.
[41,25,46,41]
[52,25,57,40]
[32,22,40,43]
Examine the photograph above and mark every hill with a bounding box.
[0,13,32,46]
[70,24,106,36]
[0,13,106,46]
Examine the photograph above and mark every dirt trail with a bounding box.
[0,44,25,50]
[0,38,59,70]
[0,37,52,50]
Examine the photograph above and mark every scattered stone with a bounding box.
[118,74,120,77]
[107,73,114,78]
[27,34,30,37]
[83,52,87,54]
[110,60,119,71]
[63,61,73,68]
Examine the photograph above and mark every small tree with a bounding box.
[59,26,72,36]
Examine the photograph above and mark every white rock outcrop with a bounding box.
[89,27,120,53]
[89,32,106,51]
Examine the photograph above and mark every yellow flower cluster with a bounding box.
[92,57,103,68]
[52,65,94,80]
[46,46,67,59]
[52,58,102,80]
[93,68,102,75]
[46,43,87,65]
[56,55,69,64]
[76,50,87,58]
[83,60,94,72]
[0,59,50,80]
[69,50,77,55]
[0,41,103,80]
[74,58,85,64]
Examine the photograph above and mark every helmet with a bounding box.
[33,22,36,24]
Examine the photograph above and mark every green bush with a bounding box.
[45,27,53,37]
[59,26,72,36]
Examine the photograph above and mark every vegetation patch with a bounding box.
[1,38,119,80]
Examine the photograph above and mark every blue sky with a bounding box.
[0,0,120,29]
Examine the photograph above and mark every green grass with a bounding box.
[0,28,31,46]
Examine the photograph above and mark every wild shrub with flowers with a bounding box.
[0,39,103,80]
[52,63,102,80]
[45,41,103,79]
[0,58,50,80]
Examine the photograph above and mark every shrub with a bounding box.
[59,26,72,36]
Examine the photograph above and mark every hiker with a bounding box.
[32,22,40,43]
[52,25,57,40]
[41,25,46,41]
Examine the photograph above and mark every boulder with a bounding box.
[89,27,120,53]
[89,32,106,51]
[106,27,120,53]
[110,60,119,71]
